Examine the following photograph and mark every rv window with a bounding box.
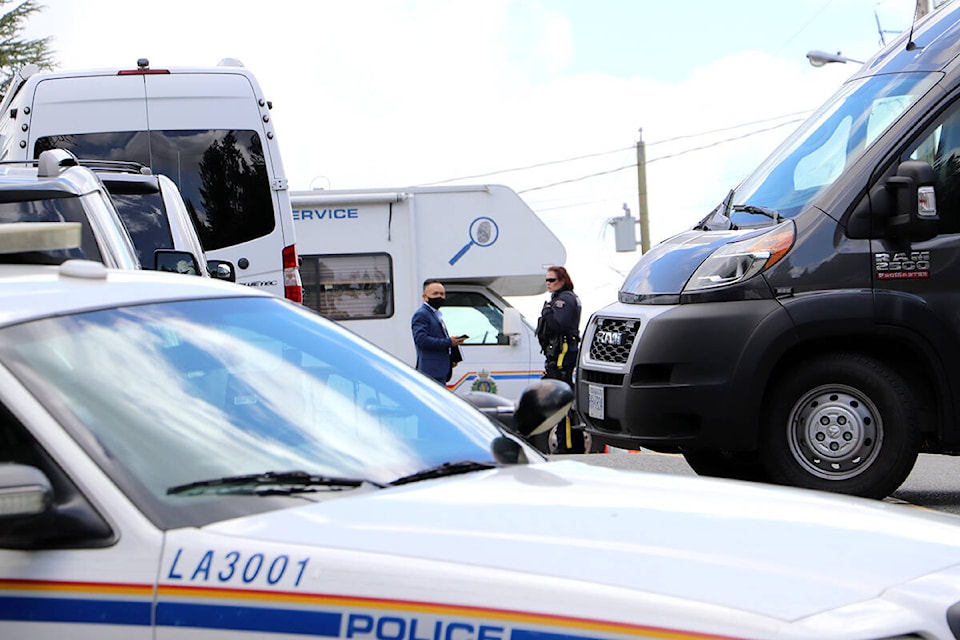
[300,253,394,320]
[35,129,275,251]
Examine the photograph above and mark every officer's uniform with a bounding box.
[537,288,583,453]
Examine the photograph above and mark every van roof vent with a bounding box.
[218,58,245,68]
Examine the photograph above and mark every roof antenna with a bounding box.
[905,0,924,52]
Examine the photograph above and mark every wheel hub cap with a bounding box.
[790,386,881,479]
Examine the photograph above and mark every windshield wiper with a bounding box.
[167,470,385,496]
[694,189,738,231]
[389,460,496,486]
[732,203,782,223]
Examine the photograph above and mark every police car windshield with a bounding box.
[0,296,504,529]
[728,70,938,225]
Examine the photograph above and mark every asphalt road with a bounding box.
[551,450,960,516]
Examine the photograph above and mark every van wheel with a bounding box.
[681,449,769,482]
[760,353,921,499]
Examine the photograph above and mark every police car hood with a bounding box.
[202,460,960,621]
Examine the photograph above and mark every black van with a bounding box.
[577,3,960,499]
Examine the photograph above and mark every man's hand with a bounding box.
[451,335,467,346]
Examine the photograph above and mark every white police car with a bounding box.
[4,227,960,639]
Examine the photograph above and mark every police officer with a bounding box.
[536,265,584,453]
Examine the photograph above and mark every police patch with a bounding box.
[555,300,565,308]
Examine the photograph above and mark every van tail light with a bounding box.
[283,244,303,304]
[117,69,170,75]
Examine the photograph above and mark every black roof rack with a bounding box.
[78,159,152,175]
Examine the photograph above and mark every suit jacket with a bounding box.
[411,303,452,383]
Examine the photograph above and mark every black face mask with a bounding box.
[426,296,445,310]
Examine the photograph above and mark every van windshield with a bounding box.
[726,71,939,226]
[35,129,275,251]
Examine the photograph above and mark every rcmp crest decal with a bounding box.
[471,369,498,394]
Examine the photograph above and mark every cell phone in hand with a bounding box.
[458,334,469,340]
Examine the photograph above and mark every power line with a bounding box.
[518,117,804,196]
[647,118,805,163]
[422,146,633,186]
[646,111,812,147]
[419,111,814,187]
[518,164,636,195]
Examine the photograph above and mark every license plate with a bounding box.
[588,384,604,420]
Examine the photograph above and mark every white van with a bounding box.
[0,58,301,300]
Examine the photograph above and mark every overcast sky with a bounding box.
[24,0,923,318]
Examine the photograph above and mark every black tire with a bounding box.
[760,353,922,499]
[681,448,770,482]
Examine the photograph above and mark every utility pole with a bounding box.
[636,129,650,254]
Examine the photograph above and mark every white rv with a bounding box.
[291,184,565,402]
[0,58,302,301]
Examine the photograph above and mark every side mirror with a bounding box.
[502,308,523,336]
[0,464,52,520]
[0,463,114,549]
[513,379,574,438]
[155,249,202,276]
[206,259,236,282]
[883,160,939,242]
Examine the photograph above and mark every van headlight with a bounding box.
[684,222,796,292]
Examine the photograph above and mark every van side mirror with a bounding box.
[206,259,236,282]
[883,160,939,242]
[502,308,523,346]
[155,250,202,276]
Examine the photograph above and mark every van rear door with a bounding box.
[141,71,294,297]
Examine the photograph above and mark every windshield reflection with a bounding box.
[727,71,938,226]
[0,297,505,528]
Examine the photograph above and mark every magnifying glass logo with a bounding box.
[448,216,499,265]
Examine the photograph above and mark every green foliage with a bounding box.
[0,0,53,100]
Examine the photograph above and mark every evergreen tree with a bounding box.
[0,0,53,100]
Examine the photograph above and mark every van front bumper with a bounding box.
[576,299,791,452]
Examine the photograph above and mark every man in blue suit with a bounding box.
[411,280,466,384]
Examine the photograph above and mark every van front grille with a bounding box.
[588,318,639,364]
